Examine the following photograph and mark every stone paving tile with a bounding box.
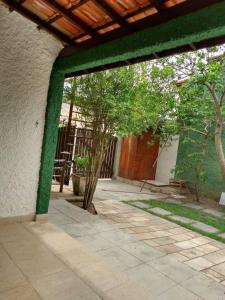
[76,234,115,252]
[143,239,160,247]
[0,246,27,293]
[151,236,176,246]
[148,255,197,283]
[96,246,142,272]
[148,207,172,216]
[171,233,194,242]
[168,215,195,224]
[191,222,219,234]
[203,252,225,264]
[218,232,225,239]
[120,241,164,262]
[132,201,151,209]
[168,252,188,262]
[130,226,156,233]
[32,269,102,300]
[164,198,183,204]
[210,240,225,249]
[104,281,155,300]
[156,285,201,300]
[180,247,205,259]
[151,230,173,238]
[124,264,176,298]
[168,227,191,235]
[202,208,225,218]
[196,244,219,255]
[48,213,75,225]
[130,232,156,240]
[211,262,225,276]
[190,237,211,246]
[185,257,214,271]
[175,240,199,250]
[156,244,183,254]
[182,203,203,210]
[0,284,42,300]
[202,268,225,282]
[181,273,225,300]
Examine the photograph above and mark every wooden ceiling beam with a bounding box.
[2,0,73,45]
[93,0,127,27]
[40,0,98,36]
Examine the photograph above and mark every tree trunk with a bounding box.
[194,133,208,202]
[215,110,225,182]
[83,135,108,211]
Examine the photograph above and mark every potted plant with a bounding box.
[72,155,89,196]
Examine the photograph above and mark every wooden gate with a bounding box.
[54,125,117,185]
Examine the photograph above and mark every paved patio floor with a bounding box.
[2,180,225,299]
[49,180,225,299]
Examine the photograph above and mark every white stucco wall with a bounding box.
[0,6,62,217]
[113,137,122,178]
[155,136,179,184]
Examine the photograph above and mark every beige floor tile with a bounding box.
[105,281,155,300]
[170,234,193,242]
[211,262,225,276]
[175,240,198,250]
[32,270,101,300]
[190,237,211,246]
[168,252,188,262]
[15,251,67,281]
[181,273,225,300]
[0,284,42,300]
[156,244,183,254]
[96,246,141,271]
[130,226,153,233]
[151,237,175,246]
[143,239,160,247]
[0,224,33,243]
[151,230,172,238]
[156,285,201,300]
[3,239,50,262]
[168,228,189,235]
[202,268,225,282]
[131,232,156,240]
[203,252,225,264]
[185,257,214,271]
[196,244,219,255]
[0,247,27,292]
[180,248,205,259]
[149,255,197,283]
[124,264,176,298]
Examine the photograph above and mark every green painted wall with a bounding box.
[36,1,225,214]
[176,131,225,199]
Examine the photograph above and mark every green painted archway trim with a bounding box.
[36,1,225,214]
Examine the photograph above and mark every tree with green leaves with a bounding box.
[63,64,178,211]
[64,45,225,207]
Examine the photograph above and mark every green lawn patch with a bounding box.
[124,200,225,243]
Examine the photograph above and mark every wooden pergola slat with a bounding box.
[93,0,127,27]
[2,0,74,44]
[63,0,224,53]
[40,0,98,37]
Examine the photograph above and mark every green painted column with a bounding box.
[36,69,64,214]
